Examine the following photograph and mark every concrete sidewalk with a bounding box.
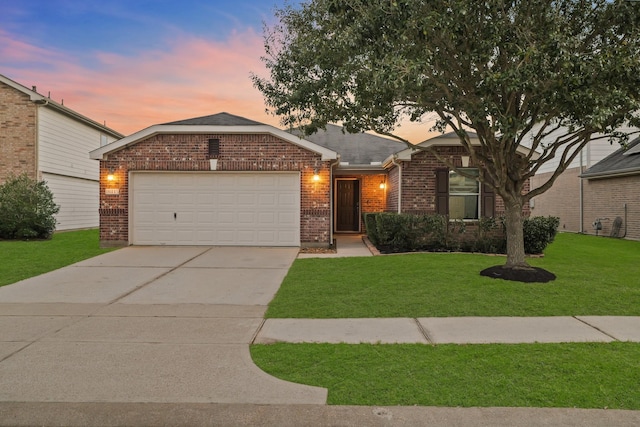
[255,316,640,344]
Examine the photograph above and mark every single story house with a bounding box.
[580,137,640,240]
[0,73,123,230]
[90,112,530,247]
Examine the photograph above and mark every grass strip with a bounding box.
[266,233,640,317]
[0,229,115,287]
[251,342,640,409]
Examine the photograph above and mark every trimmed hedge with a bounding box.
[363,212,559,255]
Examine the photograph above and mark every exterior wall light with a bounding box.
[380,180,386,189]
[107,168,115,182]
[313,168,320,182]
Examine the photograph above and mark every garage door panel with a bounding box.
[131,172,300,246]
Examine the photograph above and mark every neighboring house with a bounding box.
[90,113,532,247]
[0,73,123,231]
[579,137,640,240]
[528,126,635,233]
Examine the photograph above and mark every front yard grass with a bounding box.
[253,233,640,408]
[0,229,115,287]
[265,233,640,318]
[251,342,640,409]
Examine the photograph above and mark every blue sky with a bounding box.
[0,0,426,141]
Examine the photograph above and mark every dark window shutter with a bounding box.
[481,182,495,218]
[208,139,220,159]
[435,168,449,215]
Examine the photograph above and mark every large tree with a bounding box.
[253,0,640,274]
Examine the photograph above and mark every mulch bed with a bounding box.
[480,265,556,283]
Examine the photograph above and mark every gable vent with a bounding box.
[208,138,220,159]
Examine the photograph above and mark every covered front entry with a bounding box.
[130,172,300,246]
[335,178,360,232]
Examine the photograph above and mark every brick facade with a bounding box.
[99,133,331,246]
[582,175,640,240]
[391,146,529,217]
[530,167,582,232]
[0,82,37,183]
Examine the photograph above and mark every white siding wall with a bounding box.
[523,124,637,175]
[38,107,103,180]
[43,173,99,231]
[37,107,110,230]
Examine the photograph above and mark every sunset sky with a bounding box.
[0,0,433,142]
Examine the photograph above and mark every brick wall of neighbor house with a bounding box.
[99,133,331,246]
[531,167,582,232]
[0,82,37,183]
[582,175,640,240]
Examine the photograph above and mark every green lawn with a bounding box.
[265,233,640,317]
[253,233,640,408]
[251,342,640,409]
[0,229,115,287]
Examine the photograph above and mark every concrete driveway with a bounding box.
[0,246,327,404]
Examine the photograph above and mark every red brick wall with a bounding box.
[399,147,530,217]
[99,133,331,246]
[386,166,400,213]
[0,82,37,183]
[583,175,640,240]
[530,167,582,232]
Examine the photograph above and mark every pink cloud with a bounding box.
[1,28,434,143]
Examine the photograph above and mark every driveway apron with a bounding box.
[0,246,327,404]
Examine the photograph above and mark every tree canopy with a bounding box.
[253,0,640,273]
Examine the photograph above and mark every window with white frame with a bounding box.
[448,168,480,219]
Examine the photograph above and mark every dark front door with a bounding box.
[336,179,360,232]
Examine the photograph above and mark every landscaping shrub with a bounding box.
[523,216,560,254]
[0,174,60,240]
[363,212,559,255]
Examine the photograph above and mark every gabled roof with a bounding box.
[581,137,640,179]
[288,124,405,166]
[90,112,338,161]
[163,112,264,126]
[386,131,538,164]
[0,73,123,138]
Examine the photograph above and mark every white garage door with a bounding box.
[130,172,300,246]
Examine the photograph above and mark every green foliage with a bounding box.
[523,216,561,254]
[364,212,449,252]
[0,174,60,240]
[364,212,557,255]
[254,0,640,266]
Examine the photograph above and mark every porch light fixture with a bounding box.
[379,180,386,189]
[313,168,320,182]
[461,155,470,168]
[107,167,115,182]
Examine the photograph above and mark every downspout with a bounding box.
[391,155,402,213]
[579,149,584,233]
[33,98,49,181]
[329,155,341,247]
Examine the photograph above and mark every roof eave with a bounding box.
[580,166,640,180]
[0,74,123,138]
[89,124,339,161]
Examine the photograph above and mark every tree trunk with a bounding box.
[503,199,529,269]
